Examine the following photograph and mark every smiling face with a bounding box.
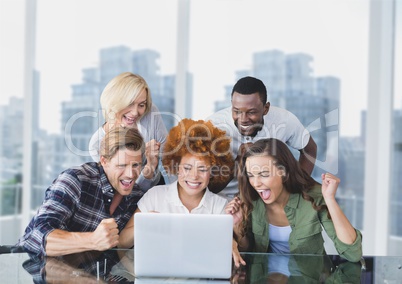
[245,155,288,205]
[116,88,147,128]
[101,148,143,196]
[232,92,269,137]
[177,154,211,198]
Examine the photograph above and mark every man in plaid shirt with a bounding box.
[17,127,146,258]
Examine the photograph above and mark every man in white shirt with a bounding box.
[206,76,317,198]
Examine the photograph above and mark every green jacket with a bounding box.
[248,185,363,262]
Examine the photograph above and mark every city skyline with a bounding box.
[1,0,376,137]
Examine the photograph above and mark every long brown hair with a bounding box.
[237,138,325,236]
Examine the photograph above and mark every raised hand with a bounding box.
[143,139,161,178]
[91,218,119,251]
[320,173,359,246]
[321,173,340,201]
[225,196,243,226]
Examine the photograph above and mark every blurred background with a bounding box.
[0,0,401,255]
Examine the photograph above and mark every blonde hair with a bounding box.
[100,126,145,160]
[100,72,152,122]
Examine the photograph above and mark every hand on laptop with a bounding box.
[232,239,246,268]
[227,198,247,268]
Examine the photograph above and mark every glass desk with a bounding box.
[0,247,401,283]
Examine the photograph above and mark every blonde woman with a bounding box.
[89,72,169,190]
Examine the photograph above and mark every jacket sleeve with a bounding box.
[317,196,363,262]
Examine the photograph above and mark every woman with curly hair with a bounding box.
[118,118,235,248]
[226,138,362,267]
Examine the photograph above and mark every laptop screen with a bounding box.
[134,213,233,279]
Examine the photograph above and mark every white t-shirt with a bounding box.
[269,224,291,254]
[137,181,228,214]
[206,106,311,198]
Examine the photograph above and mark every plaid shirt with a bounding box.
[16,162,143,258]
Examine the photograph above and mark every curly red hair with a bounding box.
[162,118,234,192]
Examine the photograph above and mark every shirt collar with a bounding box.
[166,181,213,211]
[99,165,113,195]
[286,193,301,209]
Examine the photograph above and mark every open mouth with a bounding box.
[120,179,134,188]
[240,125,251,130]
[123,115,137,125]
[257,189,271,200]
[239,124,256,134]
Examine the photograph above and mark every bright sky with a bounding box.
[1,0,400,136]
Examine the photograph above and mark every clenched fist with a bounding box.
[143,139,161,179]
[91,218,119,251]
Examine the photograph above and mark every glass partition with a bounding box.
[188,0,369,232]
[390,0,402,250]
[1,0,400,255]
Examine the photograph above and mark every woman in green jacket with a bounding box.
[226,138,362,267]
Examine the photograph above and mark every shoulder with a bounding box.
[204,189,228,213]
[89,127,105,146]
[143,103,166,124]
[266,106,299,121]
[142,183,172,200]
[47,163,99,199]
[70,162,100,178]
[206,107,235,135]
[92,126,104,135]
[149,103,161,112]
[138,183,173,210]
[141,104,161,121]
[205,189,227,203]
[306,184,325,205]
[206,107,231,122]
[147,184,170,194]
[59,163,99,185]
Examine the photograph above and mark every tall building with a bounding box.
[214,85,232,112]
[99,46,132,89]
[0,97,24,164]
[61,68,101,166]
[214,70,250,112]
[390,110,402,236]
[338,136,365,229]
[0,100,22,186]
[159,75,177,131]
[132,49,162,97]
[254,51,340,178]
[59,45,184,168]
[253,50,287,102]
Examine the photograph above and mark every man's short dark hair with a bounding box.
[231,76,267,104]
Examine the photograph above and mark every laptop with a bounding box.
[134,213,233,280]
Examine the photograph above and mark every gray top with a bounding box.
[88,104,171,191]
